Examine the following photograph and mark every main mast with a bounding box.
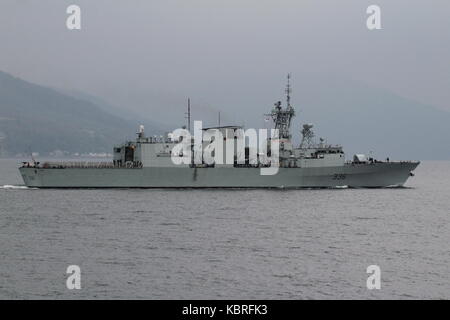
[268,74,295,139]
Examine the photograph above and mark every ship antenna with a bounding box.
[286,73,292,109]
[185,98,191,133]
[29,147,36,164]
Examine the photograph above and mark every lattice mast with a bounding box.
[268,74,295,139]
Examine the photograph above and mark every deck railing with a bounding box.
[21,161,143,169]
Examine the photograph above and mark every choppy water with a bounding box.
[0,159,449,299]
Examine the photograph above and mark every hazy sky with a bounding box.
[1,0,449,126]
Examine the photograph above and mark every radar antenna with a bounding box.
[300,124,315,148]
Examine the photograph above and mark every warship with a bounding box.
[19,76,419,188]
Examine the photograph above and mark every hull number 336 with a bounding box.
[332,174,346,180]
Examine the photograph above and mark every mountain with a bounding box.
[55,88,167,135]
[0,71,160,156]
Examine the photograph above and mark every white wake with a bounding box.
[1,185,31,189]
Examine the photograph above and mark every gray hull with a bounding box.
[19,162,419,188]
